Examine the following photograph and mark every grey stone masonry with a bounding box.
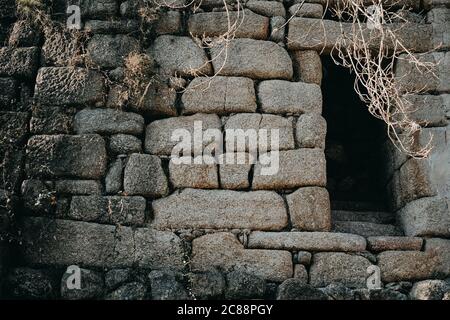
[69,196,146,226]
[152,189,288,230]
[0,47,39,79]
[182,77,257,115]
[252,149,327,190]
[247,231,367,252]
[191,232,293,282]
[74,108,144,135]
[25,135,107,179]
[188,9,269,40]
[367,236,423,252]
[210,39,293,80]
[34,67,106,106]
[169,157,219,189]
[87,34,140,68]
[258,80,322,115]
[21,217,185,269]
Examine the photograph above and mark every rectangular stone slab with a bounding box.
[20,217,184,270]
[152,189,288,230]
[247,231,367,252]
[191,232,293,282]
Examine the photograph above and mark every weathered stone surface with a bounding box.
[139,81,177,116]
[293,264,308,283]
[182,76,257,115]
[286,187,330,231]
[6,268,54,299]
[35,68,106,106]
[225,271,266,299]
[253,149,327,190]
[291,50,323,85]
[123,154,168,198]
[145,113,221,156]
[55,180,102,195]
[410,280,448,300]
[258,80,322,115]
[21,217,185,269]
[248,231,366,252]
[74,108,144,135]
[224,113,295,151]
[149,35,212,76]
[378,251,438,282]
[169,157,219,189]
[0,0,15,19]
[41,28,80,66]
[109,134,142,155]
[333,221,402,237]
[79,0,118,18]
[191,232,293,282]
[84,20,140,34]
[61,268,104,300]
[8,20,42,47]
[425,238,450,277]
[30,106,76,134]
[297,251,312,265]
[0,112,29,146]
[21,180,54,214]
[189,9,269,39]
[105,268,132,290]
[270,16,286,42]
[395,52,450,93]
[155,10,182,35]
[148,270,188,300]
[0,78,17,108]
[246,1,286,17]
[190,270,225,300]
[405,94,448,127]
[105,158,123,194]
[296,114,327,149]
[0,47,39,79]
[152,189,287,230]
[320,283,356,300]
[69,196,146,226]
[277,281,328,300]
[105,282,147,300]
[25,135,107,179]
[289,3,323,18]
[367,236,423,252]
[427,7,450,23]
[210,39,293,79]
[399,196,450,237]
[398,158,435,204]
[87,35,140,68]
[219,153,252,190]
[310,253,372,288]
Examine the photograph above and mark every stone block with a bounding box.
[0,47,39,79]
[87,34,140,68]
[169,157,219,189]
[291,50,323,85]
[296,114,327,148]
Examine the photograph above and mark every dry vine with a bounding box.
[326,0,437,158]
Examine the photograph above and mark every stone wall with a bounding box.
[0,0,449,300]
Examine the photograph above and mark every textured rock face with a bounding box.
[253,149,327,189]
[248,231,367,252]
[87,34,140,68]
[25,135,107,179]
[191,233,293,282]
[74,109,144,135]
[123,154,168,198]
[182,76,257,115]
[378,251,438,282]
[188,9,269,39]
[152,189,288,230]
[210,39,293,79]
[169,158,219,189]
[149,35,212,76]
[309,253,372,288]
[145,113,222,156]
[367,236,423,252]
[296,114,327,148]
[21,217,185,269]
[286,187,331,231]
[258,80,322,115]
[34,68,106,106]
[0,47,39,79]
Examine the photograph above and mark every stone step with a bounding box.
[331,201,387,212]
[332,210,395,224]
[332,221,403,238]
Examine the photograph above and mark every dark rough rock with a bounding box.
[109,134,142,155]
[190,270,225,300]
[30,105,76,134]
[320,283,355,300]
[21,179,55,214]
[0,112,29,146]
[225,271,266,300]
[87,34,140,68]
[148,270,189,300]
[9,20,42,47]
[105,269,133,290]
[277,280,328,300]
[0,47,40,79]
[105,282,147,300]
[7,268,55,299]
[0,78,17,108]
[61,268,104,300]
[25,135,107,179]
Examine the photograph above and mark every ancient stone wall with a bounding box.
[0,0,449,300]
